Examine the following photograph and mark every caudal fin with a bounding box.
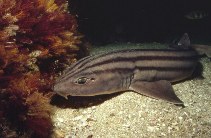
[191,44,211,58]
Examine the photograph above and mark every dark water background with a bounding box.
[69,0,211,45]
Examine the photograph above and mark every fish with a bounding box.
[184,10,209,20]
[53,33,210,104]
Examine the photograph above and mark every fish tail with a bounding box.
[191,44,211,58]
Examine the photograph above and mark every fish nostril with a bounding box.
[51,83,57,91]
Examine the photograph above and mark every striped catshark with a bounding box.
[53,34,211,104]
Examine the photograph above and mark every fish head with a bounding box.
[53,69,122,98]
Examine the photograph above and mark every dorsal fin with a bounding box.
[169,33,191,49]
[178,33,190,47]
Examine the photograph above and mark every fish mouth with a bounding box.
[52,84,69,99]
[56,91,69,100]
[55,91,69,100]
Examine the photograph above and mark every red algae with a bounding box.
[0,0,88,137]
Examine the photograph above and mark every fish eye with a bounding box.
[75,77,88,84]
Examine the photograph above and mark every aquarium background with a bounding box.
[51,1,211,137]
[69,0,211,44]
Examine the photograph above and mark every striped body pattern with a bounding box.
[54,47,199,104]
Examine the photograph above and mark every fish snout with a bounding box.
[52,82,69,99]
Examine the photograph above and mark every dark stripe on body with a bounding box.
[65,49,196,74]
[83,55,198,71]
[64,57,197,79]
[57,49,199,82]
[80,66,195,76]
[77,49,197,70]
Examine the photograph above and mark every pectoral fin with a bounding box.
[129,80,183,104]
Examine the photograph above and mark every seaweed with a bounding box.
[0,0,88,137]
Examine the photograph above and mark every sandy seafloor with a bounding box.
[51,43,211,138]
